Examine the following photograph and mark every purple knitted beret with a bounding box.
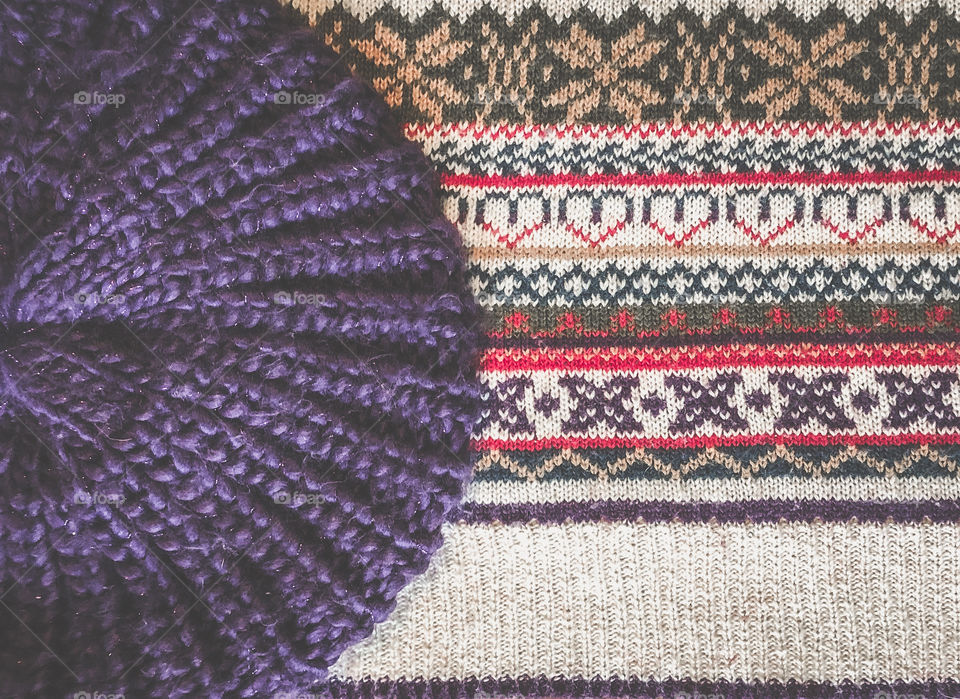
[0,0,479,695]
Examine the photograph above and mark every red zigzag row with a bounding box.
[443,170,960,188]
[480,342,960,372]
[407,121,960,140]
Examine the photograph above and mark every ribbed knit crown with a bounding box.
[0,0,479,695]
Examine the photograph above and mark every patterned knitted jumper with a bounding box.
[290,0,960,697]
[0,0,478,695]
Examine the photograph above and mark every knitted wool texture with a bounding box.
[286,1,960,697]
[0,0,479,695]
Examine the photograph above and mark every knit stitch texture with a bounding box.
[291,0,960,696]
[0,0,479,696]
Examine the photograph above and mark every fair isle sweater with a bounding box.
[297,0,960,696]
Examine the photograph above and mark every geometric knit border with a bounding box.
[314,5,960,124]
[473,445,960,481]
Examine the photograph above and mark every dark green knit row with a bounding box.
[483,302,960,340]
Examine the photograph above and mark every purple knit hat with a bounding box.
[0,0,479,695]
